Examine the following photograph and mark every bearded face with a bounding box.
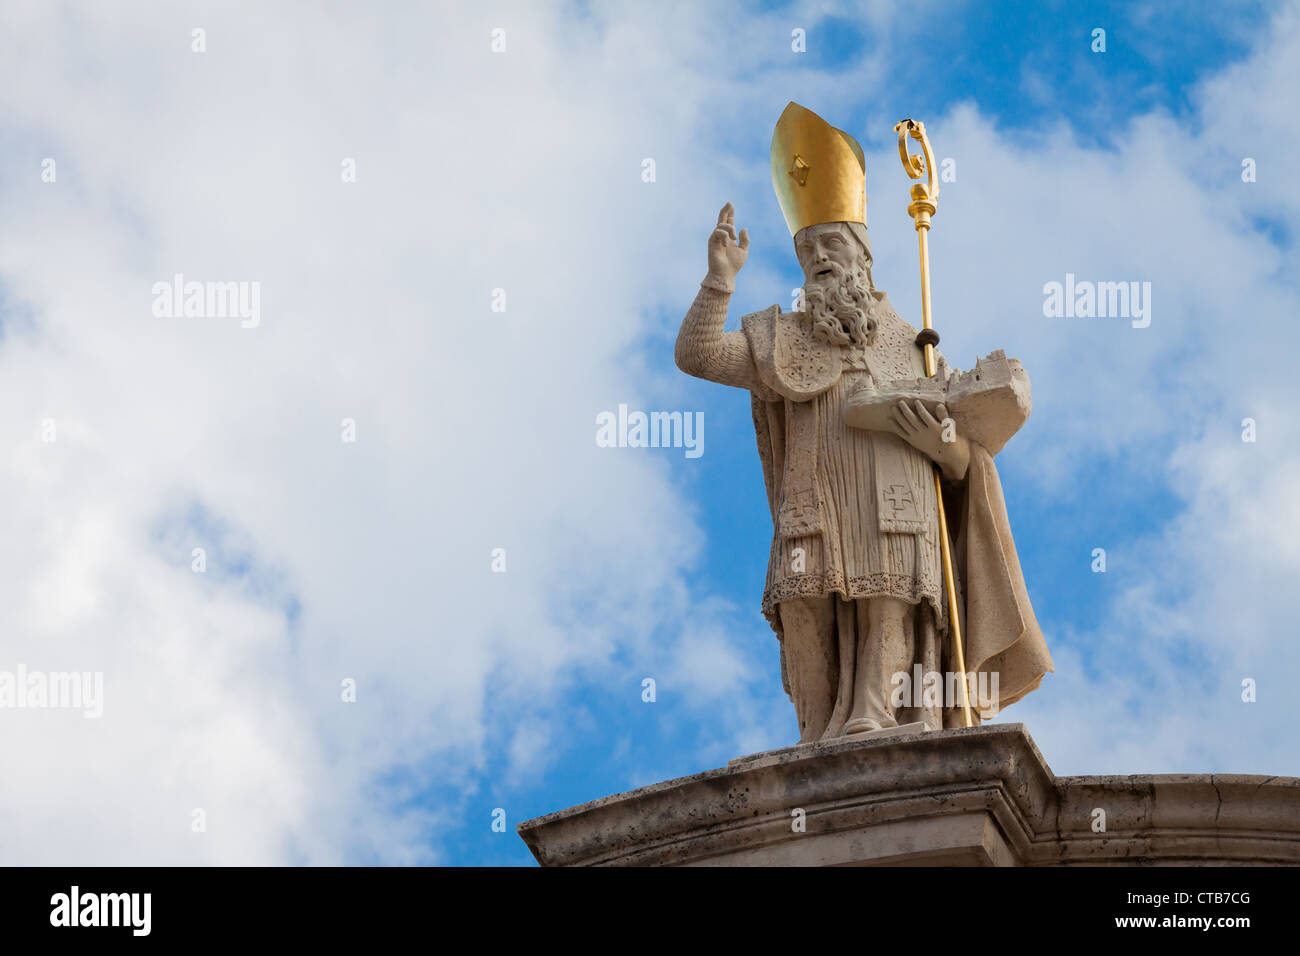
[796,223,878,348]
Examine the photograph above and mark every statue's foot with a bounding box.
[841,717,882,736]
[842,715,900,737]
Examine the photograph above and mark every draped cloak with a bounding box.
[742,295,1054,717]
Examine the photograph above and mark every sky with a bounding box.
[0,0,1296,866]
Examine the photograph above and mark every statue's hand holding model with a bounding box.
[676,103,1053,742]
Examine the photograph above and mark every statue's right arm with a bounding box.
[674,279,764,393]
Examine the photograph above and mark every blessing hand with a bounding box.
[705,202,749,291]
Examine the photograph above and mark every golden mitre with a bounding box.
[770,101,867,236]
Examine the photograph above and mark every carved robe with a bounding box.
[742,293,1053,725]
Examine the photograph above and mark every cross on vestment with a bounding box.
[884,483,913,514]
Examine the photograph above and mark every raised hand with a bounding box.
[705,202,749,291]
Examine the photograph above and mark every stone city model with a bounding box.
[674,102,1053,741]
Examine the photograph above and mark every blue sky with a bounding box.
[0,1,1296,866]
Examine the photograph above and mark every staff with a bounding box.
[893,118,974,729]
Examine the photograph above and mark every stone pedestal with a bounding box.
[517,724,1300,866]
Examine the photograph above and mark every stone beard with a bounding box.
[803,257,877,349]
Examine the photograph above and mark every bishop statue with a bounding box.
[675,103,1053,742]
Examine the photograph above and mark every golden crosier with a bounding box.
[894,116,974,729]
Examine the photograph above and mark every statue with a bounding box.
[674,103,1053,743]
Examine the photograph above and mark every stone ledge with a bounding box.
[516,724,1300,866]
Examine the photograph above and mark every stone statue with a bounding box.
[675,103,1053,743]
